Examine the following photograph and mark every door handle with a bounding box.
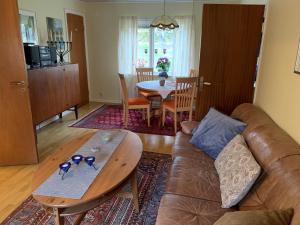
[203,82,212,86]
[199,76,212,90]
[9,81,25,86]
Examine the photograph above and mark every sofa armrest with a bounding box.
[180,121,199,135]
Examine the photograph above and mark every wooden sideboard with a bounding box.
[28,64,80,125]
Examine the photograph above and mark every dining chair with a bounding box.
[190,69,199,78]
[118,73,150,127]
[162,77,197,133]
[136,68,160,98]
[136,68,154,82]
[190,69,199,99]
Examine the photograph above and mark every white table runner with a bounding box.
[136,80,176,99]
[33,130,127,199]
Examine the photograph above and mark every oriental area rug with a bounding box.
[2,152,171,225]
[70,105,192,136]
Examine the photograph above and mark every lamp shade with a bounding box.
[150,15,179,30]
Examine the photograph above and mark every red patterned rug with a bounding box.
[71,105,192,136]
[1,152,171,225]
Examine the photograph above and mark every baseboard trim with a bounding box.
[68,105,105,127]
[36,110,73,130]
[90,98,121,105]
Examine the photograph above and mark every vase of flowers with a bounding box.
[157,57,170,79]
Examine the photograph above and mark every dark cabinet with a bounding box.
[28,64,80,125]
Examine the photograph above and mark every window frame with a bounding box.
[137,19,153,68]
[137,19,174,74]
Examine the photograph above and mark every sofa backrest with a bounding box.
[231,103,300,225]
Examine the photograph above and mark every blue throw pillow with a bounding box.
[190,108,247,159]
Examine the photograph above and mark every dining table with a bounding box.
[136,80,177,125]
[136,80,176,99]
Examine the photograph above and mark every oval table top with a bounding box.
[136,80,176,92]
[136,80,176,99]
[32,130,143,208]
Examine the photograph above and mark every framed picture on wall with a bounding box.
[19,10,39,44]
[294,39,300,74]
[46,17,64,42]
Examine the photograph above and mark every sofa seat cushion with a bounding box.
[173,146,207,159]
[166,156,221,202]
[173,132,209,159]
[156,194,234,225]
[174,131,197,149]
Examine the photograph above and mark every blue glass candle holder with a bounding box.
[59,162,71,180]
[72,154,83,165]
[59,155,97,180]
[85,156,97,170]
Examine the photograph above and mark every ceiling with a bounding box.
[80,0,214,2]
[80,0,266,4]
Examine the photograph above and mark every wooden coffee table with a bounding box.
[32,130,143,225]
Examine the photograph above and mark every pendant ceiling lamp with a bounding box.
[150,0,179,30]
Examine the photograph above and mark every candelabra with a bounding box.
[47,41,72,63]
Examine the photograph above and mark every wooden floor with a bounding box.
[0,102,174,222]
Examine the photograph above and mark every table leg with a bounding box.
[73,212,87,225]
[54,208,64,225]
[130,169,139,212]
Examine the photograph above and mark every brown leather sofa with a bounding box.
[155,103,300,225]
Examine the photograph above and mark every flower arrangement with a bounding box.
[157,57,170,79]
[137,58,147,68]
[157,57,170,74]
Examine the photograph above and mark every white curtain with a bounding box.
[118,16,138,75]
[172,16,196,77]
[118,16,138,97]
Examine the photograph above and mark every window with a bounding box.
[118,16,195,77]
[137,20,175,75]
[137,27,150,68]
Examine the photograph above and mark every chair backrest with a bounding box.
[189,69,199,78]
[189,69,199,98]
[136,68,154,82]
[175,77,197,111]
[118,73,128,104]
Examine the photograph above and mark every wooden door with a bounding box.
[0,0,38,165]
[196,4,265,120]
[63,64,80,108]
[67,13,89,105]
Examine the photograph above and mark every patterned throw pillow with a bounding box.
[214,135,261,208]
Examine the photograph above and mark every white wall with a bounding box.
[85,2,202,103]
[254,0,300,143]
[17,0,87,45]
[85,0,266,103]
[17,0,266,104]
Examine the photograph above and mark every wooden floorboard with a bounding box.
[0,102,174,222]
